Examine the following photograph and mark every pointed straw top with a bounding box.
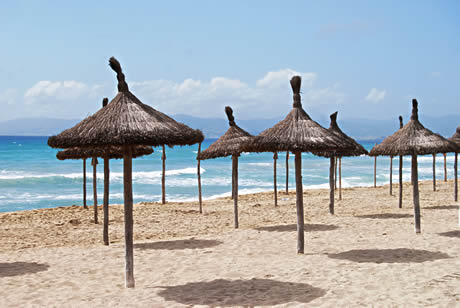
[243,76,352,154]
[448,125,460,151]
[225,106,236,126]
[399,115,403,129]
[315,111,368,157]
[48,57,204,149]
[369,99,457,156]
[57,145,153,160]
[198,106,253,160]
[102,97,109,107]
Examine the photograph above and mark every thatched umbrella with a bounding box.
[198,106,253,228]
[57,145,153,245]
[315,111,368,214]
[369,99,457,233]
[242,76,352,253]
[448,126,460,202]
[48,57,204,288]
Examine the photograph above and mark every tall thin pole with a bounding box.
[398,116,404,208]
[329,156,335,215]
[334,156,338,190]
[273,152,278,207]
[454,152,458,202]
[373,145,377,188]
[123,146,134,288]
[197,143,202,214]
[285,151,289,194]
[412,154,421,234]
[83,159,87,209]
[338,157,342,200]
[443,153,447,182]
[294,152,305,254]
[92,157,98,224]
[161,145,166,204]
[389,156,393,195]
[399,155,403,208]
[432,154,436,192]
[103,157,110,246]
[232,155,239,228]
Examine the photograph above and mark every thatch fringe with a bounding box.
[243,76,353,154]
[199,106,253,160]
[370,99,457,156]
[315,111,368,157]
[48,57,204,149]
[57,145,153,160]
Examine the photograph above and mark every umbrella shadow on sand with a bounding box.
[355,213,412,219]
[438,230,460,238]
[134,238,222,250]
[157,278,326,306]
[255,223,338,232]
[0,262,49,277]
[328,248,450,263]
[424,205,458,210]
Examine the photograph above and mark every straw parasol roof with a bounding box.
[47,57,205,288]
[48,58,204,149]
[315,111,368,157]
[198,106,253,160]
[244,76,352,154]
[57,145,153,160]
[369,99,457,156]
[448,126,460,150]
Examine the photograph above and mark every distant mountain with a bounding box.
[1,114,458,142]
[0,118,80,136]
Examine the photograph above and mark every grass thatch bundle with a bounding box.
[48,57,204,149]
[198,106,253,160]
[243,76,352,154]
[370,99,457,156]
[315,111,368,157]
[448,126,460,150]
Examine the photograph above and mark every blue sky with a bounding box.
[1,0,459,121]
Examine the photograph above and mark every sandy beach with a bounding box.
[0,179,459,307]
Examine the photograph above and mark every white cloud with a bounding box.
[2,70,344,121]
[365,88,386,103]
[130,69,343,119]
[24,81,102,104]
[0,88,18,105]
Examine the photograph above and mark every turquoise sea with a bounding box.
[0,136,456,213]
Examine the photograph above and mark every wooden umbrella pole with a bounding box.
[83,159,87,209]
[432,154,436,192]
[454,152,458,202]
[444,153,447,182]
[399,155,403,208]
[294,152,305,254]
[161,145,166,204]
[103,157,110,246]
[374,155,377,188]
[389,156,393,195]
[231,164,235,200]
[329,156,335,215]
[273,152,278,207]
[334,157,337,190]
[339,157,342,201]
[92,157,98,224]
[232,155,239,228]
[123,146,135,288]
[285,151,289,194]
[197,143,203,214]
[412,154,421,233]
